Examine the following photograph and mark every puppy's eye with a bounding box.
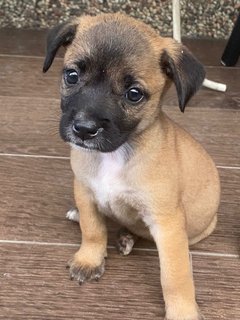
[65,69,79,85]
[125,88,144,103]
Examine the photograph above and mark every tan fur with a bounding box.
[56,14,220,320]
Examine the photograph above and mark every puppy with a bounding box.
[43,13,220,320]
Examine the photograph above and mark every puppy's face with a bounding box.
[43,14,205,152]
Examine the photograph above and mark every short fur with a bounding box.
[44,13,220,320]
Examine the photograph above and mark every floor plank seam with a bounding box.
[0,153,70,160]
[216,166,240,170]
[0,53,62,60]
[0,240,239,258]
[0,153,240,170]
[0,94,60,102]
[1,54,240,70]
[189,250,239,258]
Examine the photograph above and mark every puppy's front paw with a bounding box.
[165,303,203,320]
[67,252,105,285]
[165,315,203,320]
[165,310,204,320]
[66,207,79,223]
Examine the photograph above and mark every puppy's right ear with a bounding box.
[43,22,77,73]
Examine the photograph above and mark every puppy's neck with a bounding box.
[70,142,134,165]
[101,143,133,163]
[130,112,168,154]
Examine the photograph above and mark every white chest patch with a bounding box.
[89,151,127,213]
[71,145,142,226]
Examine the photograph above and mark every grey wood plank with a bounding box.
[0,96,68,156]
[0,245,164,320]
[162,65,240,109]
[192,255,240,320]
[0,96,240,166]
[0,157,239,256]
[0,56,239,112]
[1,29,239,68]
[0,244,239,319]
[0,156,119,246]
[182,38,226,67]
[0,56,61,98]
[0,29,47,57]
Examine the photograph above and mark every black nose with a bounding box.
[72,119,100,140]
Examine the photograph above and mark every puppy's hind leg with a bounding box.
[66,207,79,223]
[116,227,139,256]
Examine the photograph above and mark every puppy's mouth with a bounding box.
[60,122,127,153]
[67,134,110,152]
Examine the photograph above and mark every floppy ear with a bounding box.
[160,39,205,112]
[43,21,77,73]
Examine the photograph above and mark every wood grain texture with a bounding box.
[0,244,239,320]
[0,56,61,98]
[182,38,226,67]
[0,96,68,156]
[0,156,118,245]
[0,157,239,255]
[1,28,239,68]
[162,67,240,109]
[192,255,240,320]
[0,56,240,112]
[0,96,239,166]
[183,38,240,68]
[0,29,58,58]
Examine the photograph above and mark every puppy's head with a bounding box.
[43,14,205,152]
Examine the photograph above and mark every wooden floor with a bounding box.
[0,29,239,319]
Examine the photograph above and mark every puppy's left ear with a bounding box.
[43,21,77,73]
[160,39,205,112]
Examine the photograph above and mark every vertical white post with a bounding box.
[172,0,226,92]
[172,0,181,42]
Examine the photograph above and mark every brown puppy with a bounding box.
[43,13,220,320]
